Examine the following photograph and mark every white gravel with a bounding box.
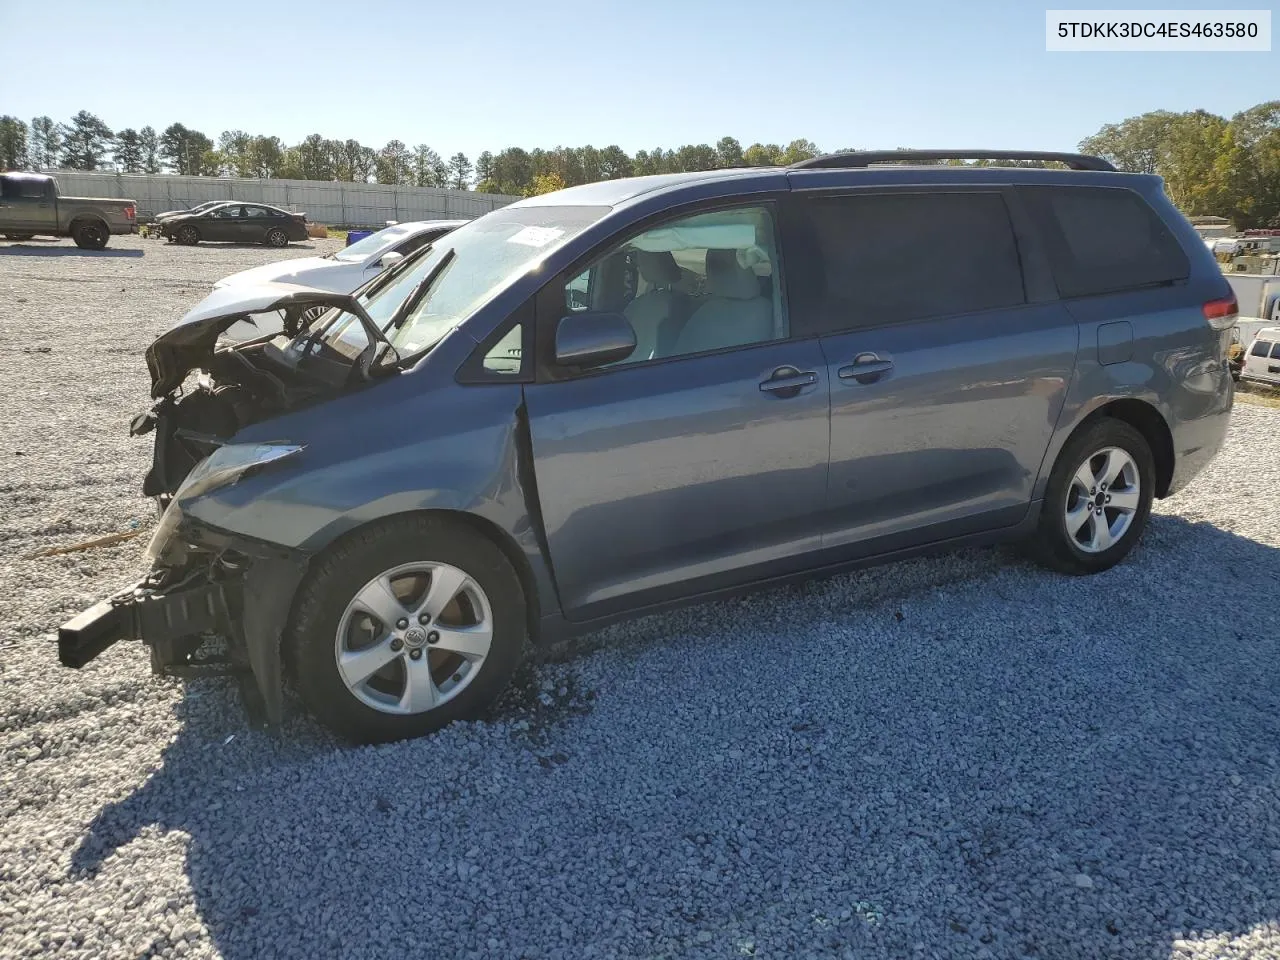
[2,234,1280,960]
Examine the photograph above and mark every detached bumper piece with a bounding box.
[58,579,232,670]
[56,515,309,731]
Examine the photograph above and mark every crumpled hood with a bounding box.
[213,257,345,290]
[145,282,357,398]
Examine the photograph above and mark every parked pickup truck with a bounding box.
[0,172,137,249]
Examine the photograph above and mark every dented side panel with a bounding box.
[180,331,564,626]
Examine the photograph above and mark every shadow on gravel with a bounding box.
[0,245,144,258]
[69,515,1280,959]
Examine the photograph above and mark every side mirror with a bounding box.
[554,312,636,369]
[378,251,405,270]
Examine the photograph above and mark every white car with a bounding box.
[1242,326,1280,387]
[212,220,465,294]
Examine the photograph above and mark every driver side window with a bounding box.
[563,205,785,366]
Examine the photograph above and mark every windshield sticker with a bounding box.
[506,226,564,248]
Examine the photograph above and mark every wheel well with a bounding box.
[1091,399,1175,497]
[312,509,543,640]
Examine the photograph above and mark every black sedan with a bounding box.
[159,202,309,247]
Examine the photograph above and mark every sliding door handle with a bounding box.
[838,353,894,384]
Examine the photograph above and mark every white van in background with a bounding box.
[1241,327,1280,387]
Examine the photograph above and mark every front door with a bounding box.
[523,202,832,619]
[203,205,243,242]
[788,187,1078,553]
[1,175,57,233]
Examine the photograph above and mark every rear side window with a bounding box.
[1251,340,1274,357]
[1020,186,1189,299]
[794,191,1026,333]
[1,177,49,200]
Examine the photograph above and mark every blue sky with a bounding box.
[1,0,1274,160]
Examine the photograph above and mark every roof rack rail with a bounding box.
[791,150,1117,172]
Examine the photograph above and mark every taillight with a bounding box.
[123,204,136,220]
[1203,296,1238,330]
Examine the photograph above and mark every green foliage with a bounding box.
[113,128,144,173]
[60,110,113,171]
[376,140,413,184]
[139,126,161,173]
[527,172,565,197]
[1080,101,1280,228]
[0,116,28,170]
[159,123,215,175]
[447,151,473,190]
[28,117,58,170]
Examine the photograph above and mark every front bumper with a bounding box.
[57,514,309,728]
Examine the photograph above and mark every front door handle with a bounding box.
[759,367,818,398]
[838,352,894,384]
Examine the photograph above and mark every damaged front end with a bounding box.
[58,516,307,727]
[132,282,395,504]
[59,282,397,727]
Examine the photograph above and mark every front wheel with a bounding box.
[176,225,200,246]
[287,516,527,744]
[71,221,109,250]
[264,228,289,247]
[1030,418,1155,575]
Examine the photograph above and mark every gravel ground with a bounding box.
[2,234,1279,960]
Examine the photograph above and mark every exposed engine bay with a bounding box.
[129,283,399,499]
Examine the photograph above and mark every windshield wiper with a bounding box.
[387,249,457,332]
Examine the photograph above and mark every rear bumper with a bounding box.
[57,514,309,727]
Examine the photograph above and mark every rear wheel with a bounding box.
[288,516,526,744]
[71,220,109,250]
[264,228,289,247]
[1031,418,1155,575]
[176,225,200,246]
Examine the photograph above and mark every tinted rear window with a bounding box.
[1019,186,1189,299]
[794,191,1026,333]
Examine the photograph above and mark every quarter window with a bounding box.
[1019,186,1190,298]
[561,205,785,365]
[792,191,1026,334]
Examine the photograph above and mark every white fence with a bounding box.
[47,171,521,226]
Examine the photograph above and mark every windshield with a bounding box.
[332,224,419,263]
[313,204,609,361]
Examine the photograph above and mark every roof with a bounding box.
[511,169,771,207]
[511,161,1151,214]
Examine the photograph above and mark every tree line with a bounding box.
[0,102,1276,223]
[0,111,829,195]
[1079,100,1279,228]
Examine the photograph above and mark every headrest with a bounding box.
[635,250,682,286]
[705,249,760,300]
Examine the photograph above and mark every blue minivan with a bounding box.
[60,151,1236,743]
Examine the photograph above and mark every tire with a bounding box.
[288,515,526,744]
[1030,417,1155,575]
[264,228,289,247]
[176,225,200,246]
[71,220,109,250]
[4,232,35,241]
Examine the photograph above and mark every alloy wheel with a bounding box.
[334,561,493,715]
[1064,446,1141,553]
